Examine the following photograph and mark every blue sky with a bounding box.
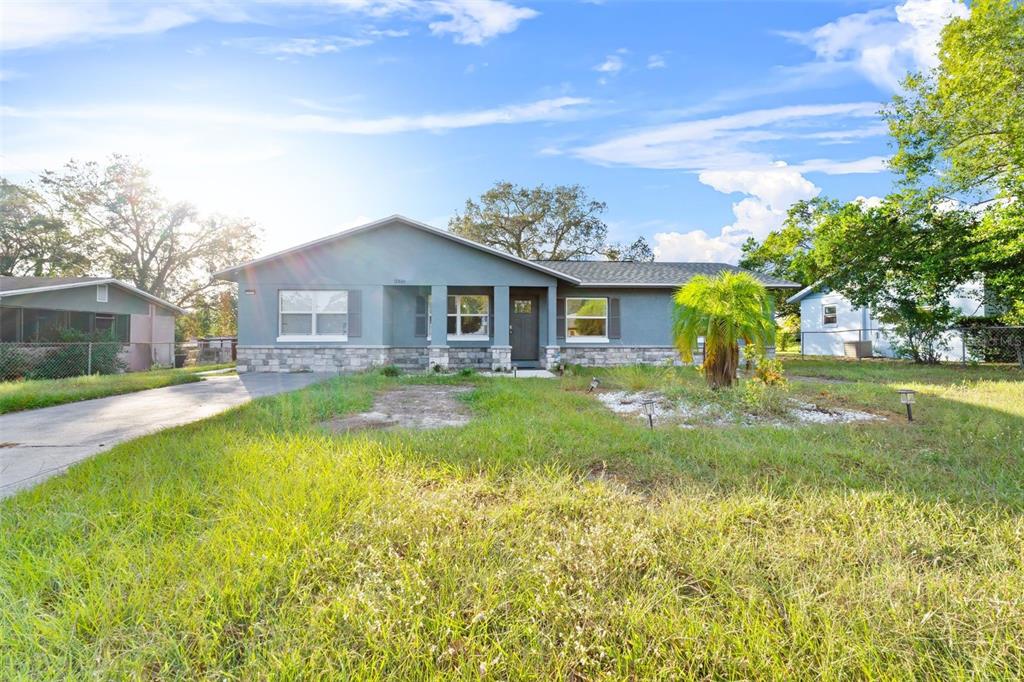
[1,0,968,261]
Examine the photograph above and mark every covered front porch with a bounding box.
[421,283,558,371]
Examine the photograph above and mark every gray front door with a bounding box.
[510,295,539,361]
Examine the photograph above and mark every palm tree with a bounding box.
[672,272,775,389]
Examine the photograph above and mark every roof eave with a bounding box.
[786,282,822,304]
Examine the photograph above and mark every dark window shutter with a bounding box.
[608,298,621,339]
[348,289,362,338]
[414,295,428,337]
[489,296,495,339]
[556,298,565,340]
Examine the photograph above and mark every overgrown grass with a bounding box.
[0,364,235,414]
[1,361,1023,678]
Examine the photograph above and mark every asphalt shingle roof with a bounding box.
[533,261,801,289]
[0,276,106,292]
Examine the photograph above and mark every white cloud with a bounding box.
[428,0,538,45]
[653,229,742,263]
[2,96,590,137]
[0,1,249,51]
[854,195,884,208]
[574,101,880,170]
[802,124,888,144]
[652,165,822,264]
[782,0,968,91]
[0,0,537,52]
[699,166,819,211]
[646,54,666,69]
[594,54,624,74]
[792,156,888,174]
[225,36,373,57]
[573,101,890,263]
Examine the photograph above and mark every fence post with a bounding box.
[87,342,93,375]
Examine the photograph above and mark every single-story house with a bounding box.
[0,276,184,370]
[787,281,988,360]
[215,215,800,373]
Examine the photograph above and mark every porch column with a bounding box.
[429,284,449,370]
[491,285,511,371]
[545,283,560,370]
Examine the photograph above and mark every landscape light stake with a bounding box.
[587,377,600,393]
[641,399,656,430]
[898,389,916,422]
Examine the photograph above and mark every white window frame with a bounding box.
[96,284,108,303]
[447,294,489,341]
[277,289,349,342]
[822,304,838,326]
[565,296,610,343]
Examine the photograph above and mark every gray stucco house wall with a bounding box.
[216,216,799,372]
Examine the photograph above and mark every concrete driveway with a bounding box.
[0,372,333,499]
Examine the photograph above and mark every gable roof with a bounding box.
[214,215,583,284]
[535,260,801,289]
[0,276,186,314]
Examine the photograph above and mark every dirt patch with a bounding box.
[322,385,474,433]
[595,390,883,428]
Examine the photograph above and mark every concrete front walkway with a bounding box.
[0,373,332,499]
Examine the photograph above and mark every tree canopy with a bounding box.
[450,181,654,262]
[0,179,89,277]
[743,0,1023,327]
[884,0,1024,316]
[40,155,260,308]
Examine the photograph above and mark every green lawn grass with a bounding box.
[0,363,236,414]
[1,360,1022,679]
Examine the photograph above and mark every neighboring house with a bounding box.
[215,216,800,373]
[0,276,184,370]
[787,282,987,361]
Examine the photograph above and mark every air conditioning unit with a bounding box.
[844,340,873,359]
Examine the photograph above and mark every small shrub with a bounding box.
[457,367,475,377]
[753,356,787,387]
[432,363,444,373]
[380,365,401,377]
[739,380,790,417]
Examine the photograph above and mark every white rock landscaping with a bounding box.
[595,390,883,428]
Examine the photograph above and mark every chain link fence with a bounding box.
[798,326,1024,367]
[959,325,1024,366]
[0,340,237,381]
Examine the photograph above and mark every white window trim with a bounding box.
[277,289,349,342]
[565,296,609,343]
[447,294,489,341]
[822,304,838,326]
[96,284,108,303]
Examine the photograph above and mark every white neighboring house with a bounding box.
[787,282,988,361]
